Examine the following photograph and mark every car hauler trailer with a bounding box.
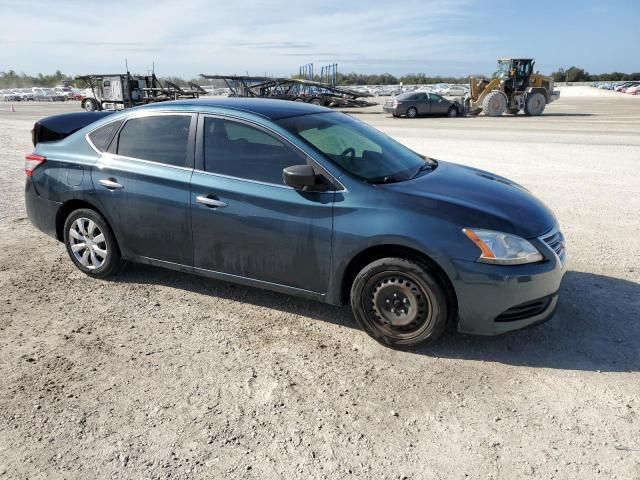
[77,73,205,111]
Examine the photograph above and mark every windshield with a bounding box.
[276,112,433,183]
[493,61,511,79]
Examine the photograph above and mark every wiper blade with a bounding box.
[366,175,404,184]
[411,162,435,179]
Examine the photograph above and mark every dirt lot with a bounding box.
[0,89,639,479]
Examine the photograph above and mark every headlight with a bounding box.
[462,228,543,265]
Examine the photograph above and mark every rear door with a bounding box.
[190,115,335,293]
[90,112,196,265]
[416,93,431,114]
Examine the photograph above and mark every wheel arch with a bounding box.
[339,244,458,321]
[527,87,549,102]
[55,199,110,242]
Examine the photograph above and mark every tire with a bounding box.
[392,114,400,118]
[507,108,520,115]
[482,91,507,116]
[406,107,418,118]
[524,92,546,116]
[82,98,97,112]
[447,106,458,117]
[350,257,449,349]
[309,98,322,106]
[63,208,123,278]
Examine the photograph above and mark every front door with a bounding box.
[428,93,449,114]
[91,113,195,265]
[190,115,334,293]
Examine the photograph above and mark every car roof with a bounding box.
[143,97,332,120]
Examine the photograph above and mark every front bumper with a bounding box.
[450,241,565,335]
[550,90,560,103]
[25,177,61,240]
[383,105,400,115]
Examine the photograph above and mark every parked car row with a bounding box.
[350,83,470,97]
[594,81,640,94]
[0,86,85,102]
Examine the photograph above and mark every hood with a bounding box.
[380,160,557,238]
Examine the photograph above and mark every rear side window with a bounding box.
[88,120,123,152]
[203,117,304,184]
[117,115,191,167]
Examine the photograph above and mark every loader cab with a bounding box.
[496,58,535,93]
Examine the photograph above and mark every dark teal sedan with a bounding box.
[25,98,565,348]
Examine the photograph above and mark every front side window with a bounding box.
[203,117,305,184]
[276,112,433,183]
[116,115,191,167]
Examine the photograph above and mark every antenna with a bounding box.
[125,58,129,73]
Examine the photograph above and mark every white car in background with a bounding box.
[54,85,75,99]
[1,90,22,101]
[441,84,469,96]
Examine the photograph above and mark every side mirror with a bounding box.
[283,164,317,190]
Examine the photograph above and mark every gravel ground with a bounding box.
[0,90,639,479]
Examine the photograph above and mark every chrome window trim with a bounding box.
[199,112,347,193]
[98,151,194,172]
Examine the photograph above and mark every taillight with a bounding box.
[25,153,46,177]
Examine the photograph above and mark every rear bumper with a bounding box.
[25,178,60,240]
[450,252,565,336]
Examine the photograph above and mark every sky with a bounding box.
[1,0,638,78]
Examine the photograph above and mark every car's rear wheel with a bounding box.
[350,257,449,348]
[406,107,418,118]
[63,208,123,278]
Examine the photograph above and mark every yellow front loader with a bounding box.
[468,58,560,116]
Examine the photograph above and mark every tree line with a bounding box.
[2,67,638,89]
[550,66,640,82]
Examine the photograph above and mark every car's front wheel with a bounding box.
[63,208,123,278]
[350,257,449,348]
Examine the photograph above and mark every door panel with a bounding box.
[417,94,431,115]
[90,113,195,265]
[92,156,193,265]
[429,94,448,114]
[191,173,334,292]
[191,114,334,293]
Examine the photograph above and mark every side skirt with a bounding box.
[135,255,327,303]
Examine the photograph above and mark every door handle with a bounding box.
[98,178,124,190]
[196,195,227,208]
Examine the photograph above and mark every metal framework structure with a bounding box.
[77,72,204,111]
[201,74,375,108]
[320,64,338,86]
[299,63,314,81]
